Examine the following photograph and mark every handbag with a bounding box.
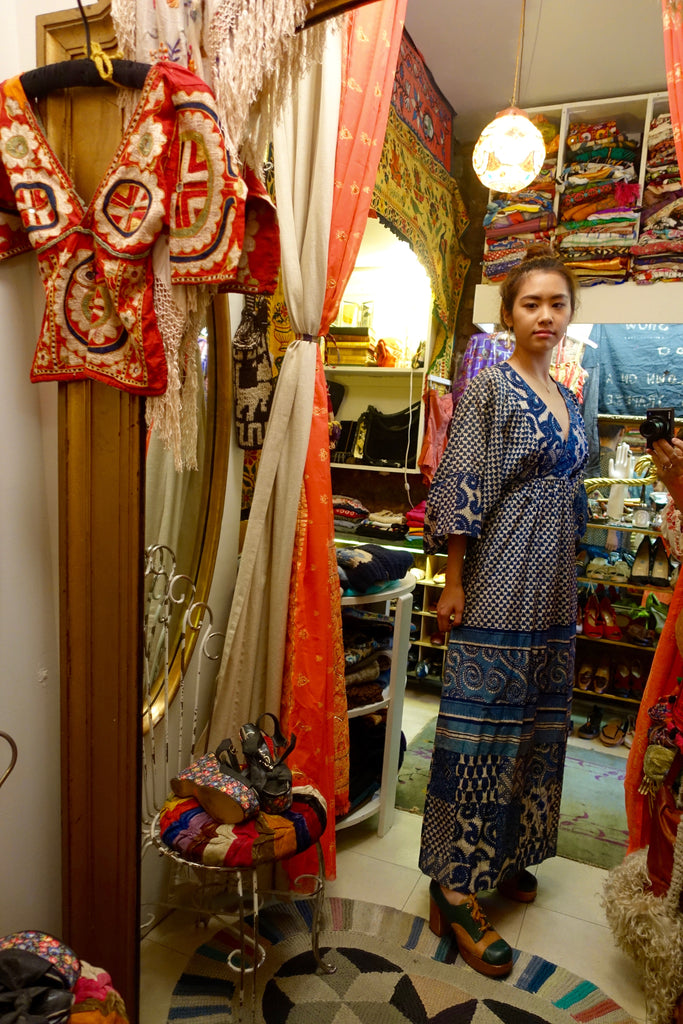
[647,751,683,906]
[357,402,421,467]
[218,712,297,815]
[171,751,260,824]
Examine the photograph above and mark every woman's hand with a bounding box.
[651,435,683,513]
[436,582,465,633]
[652,436,683,488]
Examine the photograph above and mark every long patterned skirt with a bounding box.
[418,624,574,892]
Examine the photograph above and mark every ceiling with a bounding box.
[403,0,667,144]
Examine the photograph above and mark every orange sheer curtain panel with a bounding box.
[663,0,683,172]
[318,0,408,334]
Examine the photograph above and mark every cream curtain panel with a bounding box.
[207,25,343,744]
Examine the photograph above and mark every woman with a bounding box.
[624,433,683,852]
[419,246,588,977]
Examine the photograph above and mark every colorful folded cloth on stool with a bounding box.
[158,784,327,868]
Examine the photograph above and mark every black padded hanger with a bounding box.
[19,0,151,99]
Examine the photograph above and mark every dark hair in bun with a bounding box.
[499,245,578,326]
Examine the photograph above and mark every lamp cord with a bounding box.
[510,0,526,108]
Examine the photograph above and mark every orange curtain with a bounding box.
[663,0,683,173]
[318,0,408,334]
[281,0,407,880]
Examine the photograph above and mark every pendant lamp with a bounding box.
[472,0,545,193]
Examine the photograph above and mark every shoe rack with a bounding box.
[405,552,449,685]
[575,522,675,722]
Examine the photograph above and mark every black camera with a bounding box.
[639,407,676,448]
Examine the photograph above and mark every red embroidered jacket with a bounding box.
[0,62,278,394]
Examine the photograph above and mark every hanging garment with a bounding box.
[0,62,278,395]
[418,386,454,484]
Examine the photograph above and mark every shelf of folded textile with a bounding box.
[481,113,559,285]
[632,108,683,284]
[336,574,415,838]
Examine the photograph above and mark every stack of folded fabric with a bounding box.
[406,500,426,538]
[337,543,414,596]
[482,114,559,283]
[354,509,408,540]
[342,607,394,709]
[631,111,683,283]
[556,119,641,284]
[333,494,369,535]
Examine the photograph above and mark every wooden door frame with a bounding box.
[36,4,145,1019]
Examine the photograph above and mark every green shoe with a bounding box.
[428,880,513,977]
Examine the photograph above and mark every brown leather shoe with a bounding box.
[497,868,537,903]
[429,881,513,977]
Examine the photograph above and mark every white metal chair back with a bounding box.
[141,543,225,858]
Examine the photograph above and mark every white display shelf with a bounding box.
[336,574,415,836]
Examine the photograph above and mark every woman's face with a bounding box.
[505,270,573,357]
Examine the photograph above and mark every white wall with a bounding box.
[0,0,135,937]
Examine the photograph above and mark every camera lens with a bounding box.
[639,416,664,440]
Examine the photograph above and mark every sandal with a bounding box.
[578,705,602,740]
[600,717,628,747]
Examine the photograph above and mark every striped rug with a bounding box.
[168,897,636,1023]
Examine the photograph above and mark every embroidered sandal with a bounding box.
[429,881,513,977]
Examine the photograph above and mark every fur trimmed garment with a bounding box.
[603,847,683,1024]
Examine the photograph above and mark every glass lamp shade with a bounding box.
[472,107,546,193]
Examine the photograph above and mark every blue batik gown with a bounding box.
[419,361,588,892]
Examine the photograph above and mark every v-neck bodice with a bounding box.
[0,62,278,394]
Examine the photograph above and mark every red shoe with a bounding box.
[583,594,603,637]
[599,596,622,639]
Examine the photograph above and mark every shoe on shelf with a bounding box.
[583,594,603,637]
[428,881,513,978]
[630,537,652,586]
[600,717,628,746]
[497,868,537,903]
[623,717,636,748]
[649,537,671,588]
[599,596,622,639]
[629,659,645,699]
[592,658,610,694]
[578,705,602,740]
[612,662,631,699]
[576,660,593,691]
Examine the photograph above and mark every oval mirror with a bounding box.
[143,293,230,725]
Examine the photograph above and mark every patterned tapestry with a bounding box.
[371,33,470,377]
[390,30,454,173]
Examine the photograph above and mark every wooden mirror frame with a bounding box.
[36,5,230,1021]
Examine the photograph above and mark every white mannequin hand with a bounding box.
[608,442,634,480]
[606,442,633,521]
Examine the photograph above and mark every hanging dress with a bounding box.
[419,361,588,892]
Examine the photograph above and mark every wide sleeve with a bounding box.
[423,370,502,554]
[0,160,30,261]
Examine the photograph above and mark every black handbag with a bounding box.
[357,402,421,467]
[216,712,297,815]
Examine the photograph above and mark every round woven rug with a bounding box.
[169,898,635,1024]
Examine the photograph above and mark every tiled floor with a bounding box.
[140,683,645,1024]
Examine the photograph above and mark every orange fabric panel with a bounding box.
[280,352,349,879]
[318,0,408,334]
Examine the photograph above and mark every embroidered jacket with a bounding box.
[0,62,278,394]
